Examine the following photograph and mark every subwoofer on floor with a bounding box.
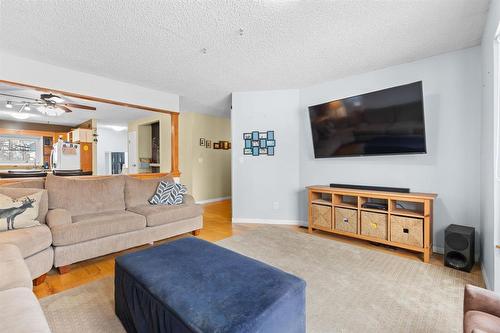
[444,224,475,272]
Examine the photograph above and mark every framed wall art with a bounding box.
[242,131,275,156]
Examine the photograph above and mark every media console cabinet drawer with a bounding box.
[361,211,387,240]
[334,207,357,234]
[390,215,423,247]
[311,204,332,229]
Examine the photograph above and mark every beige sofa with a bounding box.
[0,186,53,284]
[44,174,203,272]
[0,174,203,278]
[0,243,51,333]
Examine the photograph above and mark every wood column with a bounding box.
[170,113,180,177]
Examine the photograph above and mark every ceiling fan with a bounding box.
[1,92,96,116]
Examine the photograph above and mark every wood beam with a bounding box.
[170,113,180,177]
[0,79,176,115]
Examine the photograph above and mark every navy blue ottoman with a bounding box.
[115,237,306,333]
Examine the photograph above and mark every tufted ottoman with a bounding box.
[115,237,306,333]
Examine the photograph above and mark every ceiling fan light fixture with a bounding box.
[10,112,31,120]
[5,101,13,109]
[37,105,64,117]
[24,104,31,111]
[49,96,64,103]
[41,94,64,104]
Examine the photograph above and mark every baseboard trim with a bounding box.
[481,263,492,290]
[196,196,231,204]
[232,218,306,226]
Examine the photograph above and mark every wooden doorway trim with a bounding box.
[0,79,176,115]
[0,79,181,176]
[170,113,180,177]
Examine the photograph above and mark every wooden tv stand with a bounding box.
[307,185,437,263]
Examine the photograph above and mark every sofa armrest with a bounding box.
[183,194,196,205]
[46,208,72,228]
[0,244,32,291]
[464,284,500,317]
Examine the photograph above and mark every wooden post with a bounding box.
[308,189,313,234]
[170,113,180,177]
[423,199,432,263]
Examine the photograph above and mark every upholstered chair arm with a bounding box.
[46,208,72,228]
[464,284,500,317]
[183,194,196,205]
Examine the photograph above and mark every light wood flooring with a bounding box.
[33,200,484,298]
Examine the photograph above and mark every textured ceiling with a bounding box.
[0,83,155,126]
[0,0,491,116]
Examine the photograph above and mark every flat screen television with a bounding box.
[308,81,426,158]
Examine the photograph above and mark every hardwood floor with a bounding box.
[33,199,484,298]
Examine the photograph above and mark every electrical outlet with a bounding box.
[273,201,280,210]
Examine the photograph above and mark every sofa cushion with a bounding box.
[0,190,44,232]
[0,224,52,258]
[0,188,48,224]
[128,203,203,227]
[51,210,146,246]
[149,181,187,205]
[46,208,72,228]
[464,310,500,333]
[46,174,126,216]
[0,287,51,333]
[124,175,174,209]
[0,244,32,291]
[0,178,45,189]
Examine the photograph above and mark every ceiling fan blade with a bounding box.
[62,103,96,110]
[58,105,72,113]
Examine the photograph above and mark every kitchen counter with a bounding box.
[0,170,92,178]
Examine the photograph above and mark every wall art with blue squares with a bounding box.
[243,131,275,156]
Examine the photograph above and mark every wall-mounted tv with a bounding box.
[308,81,426,158]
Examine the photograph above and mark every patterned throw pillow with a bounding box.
[0,191,43,232]
[149,181,187,205]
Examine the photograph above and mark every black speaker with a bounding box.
[444,224,475,272]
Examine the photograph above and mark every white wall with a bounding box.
[96,126,128,175]
[231,90,301,223]
[0,52,179,112]
[232,47,482,255]
[299,47,482,254]
[481,0,500,291]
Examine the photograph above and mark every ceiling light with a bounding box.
[0,110,32,120]
[10,112,31,120]
[103,125,128,132]
[5,101,13,109]
[24,105,31,111]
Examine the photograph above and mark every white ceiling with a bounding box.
[0,0,491,117]
[0,83,155,127]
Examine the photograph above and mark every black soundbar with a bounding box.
[329,183,410,193]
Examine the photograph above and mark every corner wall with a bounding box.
[179,112,231,202]
[480,0,500,291]
[231,90,301,223]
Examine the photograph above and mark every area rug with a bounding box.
[40,225,482,332]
